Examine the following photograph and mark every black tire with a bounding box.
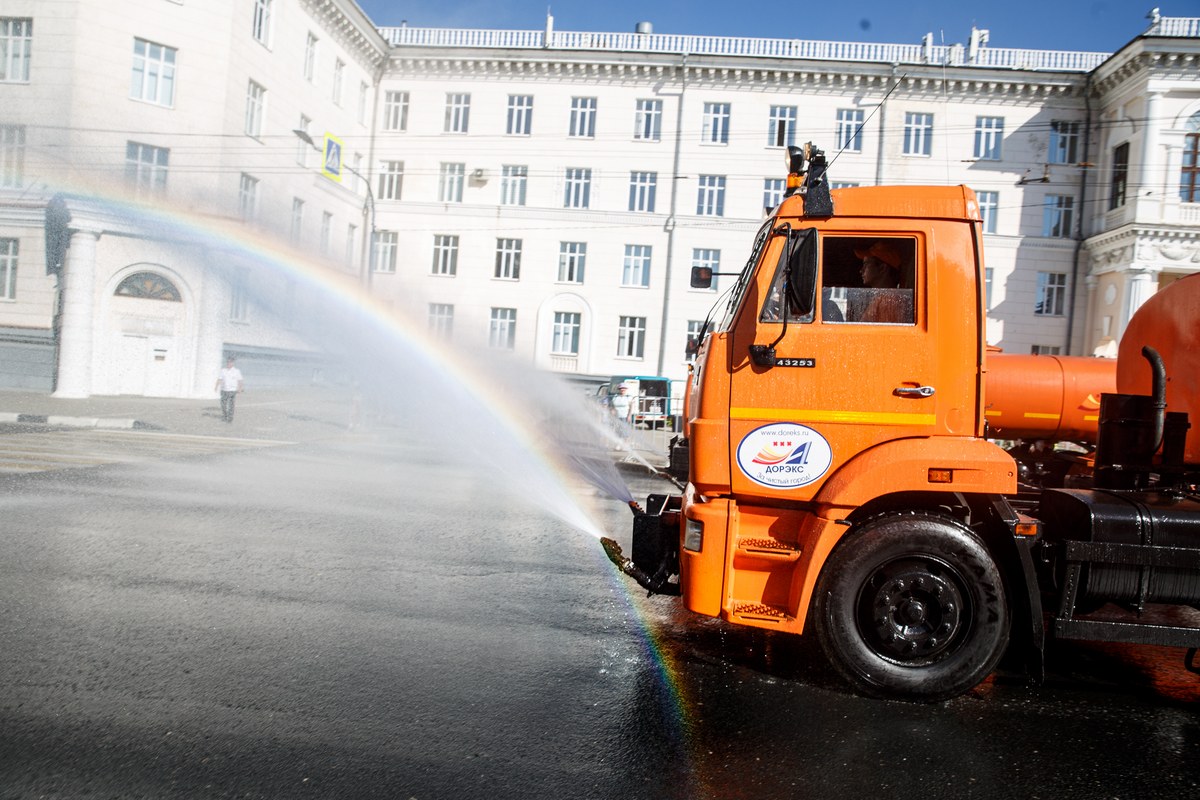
[812,512,1010,701]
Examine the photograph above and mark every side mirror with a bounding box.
[690,266,713,289]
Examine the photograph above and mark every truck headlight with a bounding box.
[683,518,704,552]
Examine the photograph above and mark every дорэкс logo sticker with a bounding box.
[736,423,833,488]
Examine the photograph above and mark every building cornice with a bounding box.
[1091,47,1200,96]
[1084,223,1200,274]
[303,0,390,71]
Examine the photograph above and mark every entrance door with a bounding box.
[115,335,149,395]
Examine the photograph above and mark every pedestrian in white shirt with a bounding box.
[214,357,244,423]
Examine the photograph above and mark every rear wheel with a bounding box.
[812,512,1009,701]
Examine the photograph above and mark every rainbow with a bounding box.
[47,186,703,778]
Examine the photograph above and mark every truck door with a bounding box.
[726,223,978,502]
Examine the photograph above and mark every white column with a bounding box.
[1120,269,1158,338]
[1138,91,1163,217]
[53,229,100,398]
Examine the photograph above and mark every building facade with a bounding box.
[0,2,1197,397]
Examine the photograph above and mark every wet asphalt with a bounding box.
[0,406,1196,798]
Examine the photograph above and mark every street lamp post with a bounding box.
[292,129,376,291]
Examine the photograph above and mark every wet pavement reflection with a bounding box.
[0,431,1196,798]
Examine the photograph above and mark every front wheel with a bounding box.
[812,512,1009,701]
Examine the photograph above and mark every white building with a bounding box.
[0,2,1197,397]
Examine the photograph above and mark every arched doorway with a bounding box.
[107,269,187,396]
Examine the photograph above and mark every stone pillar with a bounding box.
[1138,91,1163,217]
[1121,268,1158,339]
[53,228,100,398]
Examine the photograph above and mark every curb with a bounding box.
[0,412,143,430]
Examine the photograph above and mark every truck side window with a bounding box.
[760,228,817,324]
[821,237,916,325]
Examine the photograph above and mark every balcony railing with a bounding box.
[381,26,1110,72]
[379,17,1200,73]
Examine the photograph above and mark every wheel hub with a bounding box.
[862,559,967,663]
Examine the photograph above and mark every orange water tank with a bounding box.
[1117,273,1200,465]
[985,352,1116,443]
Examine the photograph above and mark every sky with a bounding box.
[352,0,1200,55]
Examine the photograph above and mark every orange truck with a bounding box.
[603,144,1200,701]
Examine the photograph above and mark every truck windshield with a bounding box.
[716,218,774,332]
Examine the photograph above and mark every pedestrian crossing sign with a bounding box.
[321,134,344,183]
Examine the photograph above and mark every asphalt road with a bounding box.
[0,426,1197,799]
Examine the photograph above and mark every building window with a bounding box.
[974,116,1004,161]
[428,304,454,339]
[985,268,994,310]
[1043,194,1074,238]
[130,38,176,107]
[629,171,657,212]
[703,102,731,145]
[564,167,591,209]
[622,244,652,288]
[507,95,533,135]
[1049,120,1080,164]
[115,271,181,302]
[489,308,517,350]
[384,91,408,132]
[494,238,522,280]
[238,173,258,220]
[1110,142,1129,210]
[295,115,312,166]
[696,175,726,216]
[373,231,398,272]
[500,165,527,206]
[618,316,647,359]
[977,190,998,234]
[331,59,344,106]
[378,161,404,200]
[0,125,25,188]
[763,178,784,213]
[251,0,272,45]
[432,235,458,276]
[0,18,32,83]
[230,269,249,322]
[692,248,720,292]
[0,238,16,300]
[904,112,934,156]
[768,105,797,147]
[558,242,586,283]
[552,312,581,355]
[1183,119,1200,203]
[835,108,864,152]
[290,198,304,243]
[569,97,597,138]
[244,80,265,137]
[1035,272,1067,317]
[125,141,169,196]
[439,162,465,203]
[1031,344,1062,355]
[303,33,317,82]
[346,223,357,266]
[320,212,332,256]
[635,99,662,141]
[445,93,470,133]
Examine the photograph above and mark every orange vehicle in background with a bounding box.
[603,145,1200,701]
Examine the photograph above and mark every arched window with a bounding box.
[115,271,181,301]
[1183,112,1200,203]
